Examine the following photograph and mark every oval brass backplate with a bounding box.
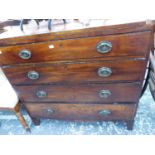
[36,90,47,98]
[19,49,32,59]
[44,108,54,115]
[99,109,111,116]
[98,67,112,77]
[99,90,111,98]
[27,71,40,80]
[96,41,112,54]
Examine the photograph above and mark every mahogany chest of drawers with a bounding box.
[0,21,153,130]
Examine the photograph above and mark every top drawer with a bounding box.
[0,31,151,66]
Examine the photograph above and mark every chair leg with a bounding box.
[15,111,31,132]
[14,103,31,132]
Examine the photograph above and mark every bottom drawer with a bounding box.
[24,103,137,121]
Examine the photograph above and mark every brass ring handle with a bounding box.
[97,67,112,77]
[96,41,112,54]
[19,49,32,59]
[99,90,111,98]
[99,109,111,116]
[27,71,40,80]
[36,90,47,98]
[44,108,54,115]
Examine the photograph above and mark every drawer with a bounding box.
[0,31,151,66]
[3,59,147,85]
[14,83,141,103]
[24,103,137,121]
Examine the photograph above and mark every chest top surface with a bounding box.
[0,19,153,46]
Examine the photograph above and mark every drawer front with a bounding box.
[3,59,146,85]
[14,83,141,103]
[0,31,151,66]
[24,103,137,121]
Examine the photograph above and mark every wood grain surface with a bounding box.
[0,31,151,66]
[24,103,136,121]
[15,83,141,103]
[3,59,147,85]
